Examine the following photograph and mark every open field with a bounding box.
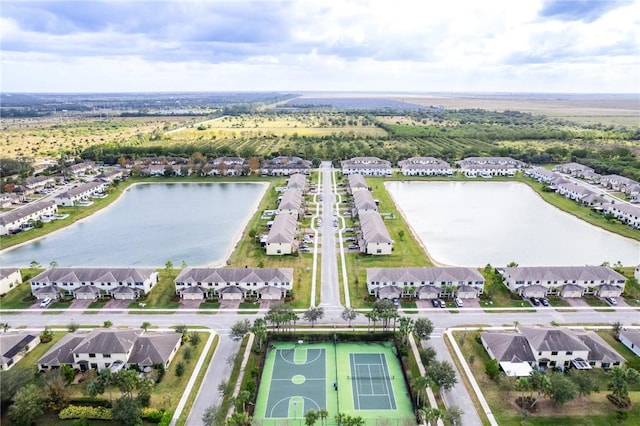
[396,94,640,126]
[1,116,195,159]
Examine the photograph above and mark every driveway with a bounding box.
[180,299,201,309]
[565,297,589,307]
[259,299,273,310]
[220,300,240,310]
[69,299,92,309]
[104,299,131,309]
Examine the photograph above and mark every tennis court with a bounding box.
[349,353,397,410]
[254,341,414,425]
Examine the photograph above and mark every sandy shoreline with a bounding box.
[383,181,449,267]
[0,181,270,268]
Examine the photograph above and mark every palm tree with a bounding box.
[0,322,10,333]
[412,375,431,408]
[425,408,441,426]
[141,321,151,332]
[318,409,328,426]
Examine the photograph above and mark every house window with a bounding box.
[566,351,573,355]
[103,354,111,358]
[89,353,96,358]
[551,351,558,356]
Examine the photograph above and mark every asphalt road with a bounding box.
[318,161,342,308]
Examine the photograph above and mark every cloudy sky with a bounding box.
[1,0,638,93]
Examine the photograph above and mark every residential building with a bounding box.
[553,162,595,178]
[67,161,95,177]
[0,200,58,235]
[30,268,159,300]
[358,213,393,255]
[1,332,40,370]
[23,175,57,193]
[619,330,640,357]
[341,157,392,176]
[398,157,453,176]
[455,157,525,177]
[261,156,311,176]
[37,329,181,372]
[501,266,626,298]
[175,267,293,301]
[366,267,485,299]
[0,193,21,208]
[481,327,624,374]
[604,203,640,229]
[347,174,369,192]
[352,190,378,217]
[556,181,596,202]
[209,157,247,176]
[525,167,563,184]
[265,214,298,255]
[0,268,22,295]
[600,175,638,192]
[54,180,108,206]
[277,188,304,218]
[286,173,308,191]
[95,169,124,182]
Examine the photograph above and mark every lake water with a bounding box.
[386,181,640,267]
[0,182,267,267]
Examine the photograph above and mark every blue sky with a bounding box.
[1,0,638,93]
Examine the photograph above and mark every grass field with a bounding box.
[1,116,194,159]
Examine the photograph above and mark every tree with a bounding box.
[8,384,45,426]
[398,316,414,345]
[419,346,437,368]
[611,321,622,338]
[68,321,79,332]
[424,408,442,426]
[444,406,464,426]
[364,310,378,333]
[426,360,458,391]
[547,372,577,406]
[607,367,640,408]
[0,368,36,404]
[189,331,201,346]
[141,321,151,332]
[0,322,9,333]
[341,307,358,327]
[266,303,293,331]
[112,396,142,426]
[203,404,222,426]
[318,408,329,426]
[30,260,42,269]
[485,359,500,380]
[303,307,324,327]
[165,260,173,270]
[116,369,140,398]
[103,320,113,328]
[174,324,188,334]
[175,362,185,377]
[227,411,252,426]
[411,375,432,408]
[231,319,252,340]
[372,299,396,330]
[252,318,267,351]
[305,409,319,426]
[44,369,71,410]
[569,369,599,398]
[528,370,550,407]
[40,326,54,343]
[414,318,434,341]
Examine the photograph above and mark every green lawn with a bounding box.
[453,331,640,426]
[128,268,180,310]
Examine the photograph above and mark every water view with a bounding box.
[386,181,640,267]
[0,182,267,267]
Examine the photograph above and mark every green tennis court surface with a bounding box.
[254,342,414,425]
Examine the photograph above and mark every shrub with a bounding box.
[175,362,185,377]
[141,407,165,423]
[59,405,112,420]
[68,397,112,408]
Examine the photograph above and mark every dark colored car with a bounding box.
[540,298,550,307]
[529,297,540,306]
[431,299,440,308]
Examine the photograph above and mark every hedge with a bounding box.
[59,405,112,420]
[141,407,165,423]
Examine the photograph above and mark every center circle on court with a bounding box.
[291,375,306,385]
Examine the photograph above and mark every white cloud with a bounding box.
[1,0,638,92]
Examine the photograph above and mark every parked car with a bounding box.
[529,297,540,306]
[348,244,359,250]
[40,297,52,308]
[392,298,399,307]
[431,299,440,308]
[540,298,550,307]
[438,299,446,308]
[454,298,463,307]
[605,297,618,306]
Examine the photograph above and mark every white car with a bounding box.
[454,298,463,307]
[40,297,52,308]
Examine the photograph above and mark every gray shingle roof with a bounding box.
[359,213,392,245]
[0,268,20,280]
[266,214,297,244]
[520,327,590,352]
[573,331,624,364]
[1,333,38,362]
[481,332,536,363]
[348,174,368,190]
[503,266,625,284]
[0,200,56,226]
[32,268,157,284]
[73,329,141,354]
[287,174,307,190]
[278,189,303,212]
[37,333,87,367]
[367,267,484,284]
[176,267,293,284]
[128,334,181,366]
[56,180,105,198]
[620,330,640,350]
[352,190,378,213]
